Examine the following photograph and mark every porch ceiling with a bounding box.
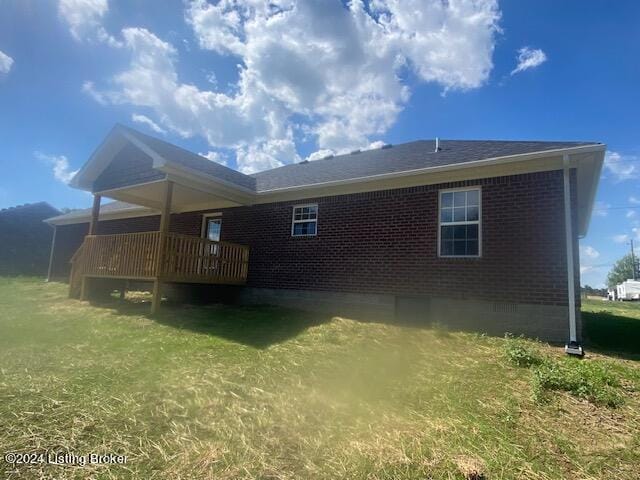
[102,180,245,213]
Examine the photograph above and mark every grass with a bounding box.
[0,278,638,479]
[582,298,640,359]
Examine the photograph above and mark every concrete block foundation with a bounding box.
[237,287,577,343]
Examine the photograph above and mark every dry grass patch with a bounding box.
[0,278,639,479]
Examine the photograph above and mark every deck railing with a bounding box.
[70,231,249,286]
[161,233,249,283]
[81,231,162,278]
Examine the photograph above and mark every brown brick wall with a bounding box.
[217,170,577,306]
[51,170,580,308]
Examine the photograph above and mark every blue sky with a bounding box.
[0,0,639,288]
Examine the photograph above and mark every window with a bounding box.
[291,204,318,236]
[439,188,481,257]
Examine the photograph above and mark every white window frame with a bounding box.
[291,203,318,237]
[200,212,223,240]
[437,186,482,258]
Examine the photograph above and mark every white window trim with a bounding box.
[437,186,482,258]
[291,203,318,237]
[200,212,223,239]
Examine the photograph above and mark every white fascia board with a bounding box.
[46,206,158,226]
[119,129,167,167]
[70,126,166,192]
[69,126,129,190]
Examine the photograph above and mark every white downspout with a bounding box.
[46,225,57,282]
[563,153,582,355]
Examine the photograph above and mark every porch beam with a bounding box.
[151,180,173,314]
[88,194,102,235]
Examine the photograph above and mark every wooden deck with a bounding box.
[69,231,250,301]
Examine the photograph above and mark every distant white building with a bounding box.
[616,280,640,300]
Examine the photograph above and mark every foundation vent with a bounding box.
[492,302,518,314]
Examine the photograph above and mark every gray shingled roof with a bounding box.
[121,125,599,192]
[122,125,257,191]
[251,139,599,191]
[116,126,596,192]
[48,136,601,224]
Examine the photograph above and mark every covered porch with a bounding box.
[69,179,250,313]
[67,126,256,312]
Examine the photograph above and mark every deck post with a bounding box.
[151,180,173,314]
[75,194,101,301]
[88,194,102,235]
[120,281,127,301]
[80,276,89,301]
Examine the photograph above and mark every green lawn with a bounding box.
[582,298,640,360]
[0,278,639,479]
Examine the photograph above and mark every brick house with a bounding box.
[46,125,604,350]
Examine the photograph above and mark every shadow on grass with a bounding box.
[583,310,640,361]
[90,296,331,349]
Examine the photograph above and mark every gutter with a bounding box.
[45,205,158,226]
[563,153,583,356]
[45,223,57,282]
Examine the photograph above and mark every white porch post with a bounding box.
[563,153,582,354]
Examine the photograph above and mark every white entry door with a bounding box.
[201,216,222,272]
[204,217,222,242]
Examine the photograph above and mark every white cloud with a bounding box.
[604,150,640,181]
[366,140,386,150]
[613,234,630,244]
[0,50,13,75]
[580,265,593,275]
[58,0,120,46]
[580,245,600,260]
[204,71,217,86]
[511,47,547,75]
[35,151,78,184]
[626,210,637,219]
[81,81,109,104]
[199,150,228,166]
[629,196,640,205]
[306,149,335,162]
[306,140,386,162]
[131,113,166,134]
[235,135,300,174]
[85,0,500,172]
[593,201,609,217]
